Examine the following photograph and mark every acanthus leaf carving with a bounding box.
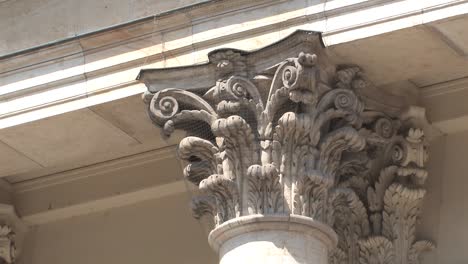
[330,188,370,264]
[142,42,434,263]
[358,236,395,264]
[247,164,283,214]
[178,136,220,185]
[0,225,16,264]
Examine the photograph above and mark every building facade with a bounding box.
[1,0,468,263]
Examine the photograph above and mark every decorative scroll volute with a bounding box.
[141,36,433,263]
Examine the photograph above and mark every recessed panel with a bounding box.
[0,108,139,169]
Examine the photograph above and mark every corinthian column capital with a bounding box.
[139,31,433,264]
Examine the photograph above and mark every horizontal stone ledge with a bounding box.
[20,180,188,226]
[0,1,466,130]
[13,146,189,226]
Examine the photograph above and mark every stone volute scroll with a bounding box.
[138,31,434,264]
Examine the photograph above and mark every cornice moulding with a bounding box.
[420,77,468,135]
[0,0,391,62]
[0,0,466,129]
[13,146,191,226]
[13,146,177,193]
[20,180,187,226]
[420,76,468,98]
[2,0,464,66]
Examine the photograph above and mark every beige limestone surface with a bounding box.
[1,1,467,187]
[211,215,336,264]
[17,193,217,264]
[0,1,468,263]
[12,131,468,264]
[0,0,207,56]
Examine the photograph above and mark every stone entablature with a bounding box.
[140,31,433,263]
[0,0,465,132]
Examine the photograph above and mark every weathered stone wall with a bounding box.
[17,193,217,264]
[14,131,468,264]
[418,132,468,264]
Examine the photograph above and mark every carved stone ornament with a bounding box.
[0,225,16,264]
[139,31,434,263]
[0,204,25,264]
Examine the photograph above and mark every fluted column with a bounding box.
[138,31,434,264]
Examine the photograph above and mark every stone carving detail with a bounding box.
[0,225,16,264]
[143,49,433,263]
